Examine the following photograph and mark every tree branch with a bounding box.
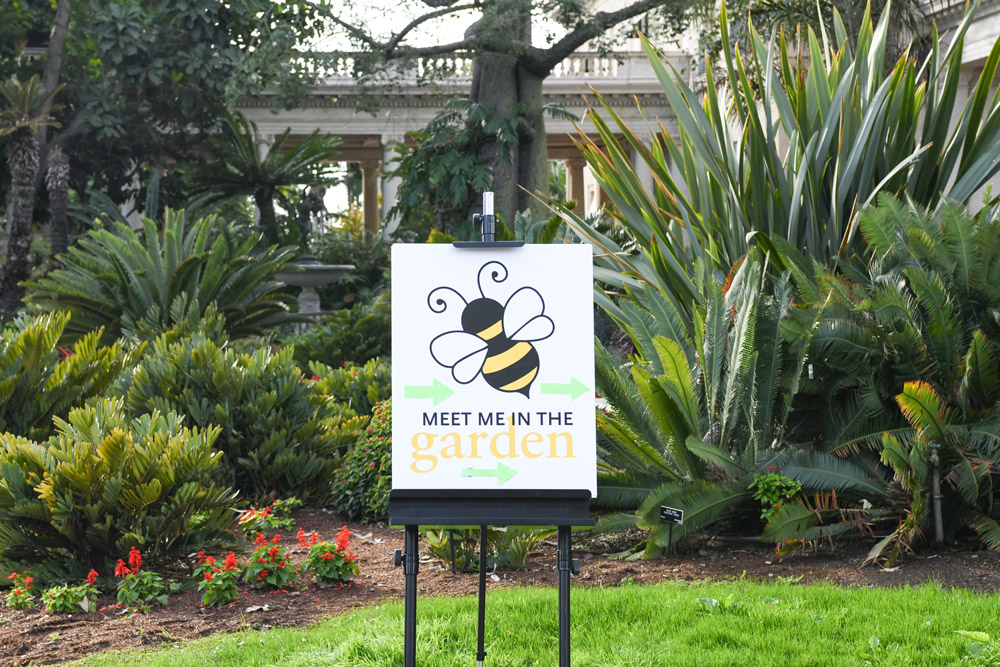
[383,3,479,55]
[524,0,674,75]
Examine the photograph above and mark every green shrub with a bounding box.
[25,208,300,343]
[0,311,139,440]
[0,399,237,584]
[308,358,391,417]
[126,330,366,502]
[332,399,391,523]
[287,290,391,369]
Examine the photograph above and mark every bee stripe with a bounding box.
[476,320,504,341]
[483,342,532,373]
[500,367,537,393]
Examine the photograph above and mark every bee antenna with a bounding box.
[427,287,467,313]
[477,261,508,298]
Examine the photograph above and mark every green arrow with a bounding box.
[540,377,590,400]
[462,461,518,485]
[404,379,454,406]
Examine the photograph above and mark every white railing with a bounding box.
[300,51,663,87]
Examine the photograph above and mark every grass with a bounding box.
[68,579,1000,666]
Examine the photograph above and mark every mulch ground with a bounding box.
[3,509,999,667]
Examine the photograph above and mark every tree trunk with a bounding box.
[470,50,520,224]
[515,66,548,220]
[47,145,70,261]
[256,188,278,245]
[0,128,40,318]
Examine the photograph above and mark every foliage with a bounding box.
[749,470,803,521]
[244,533,297,589]
[237,497,303,538]
[302,526,358,586]
[423,526,557,571]
[6,0,334,215]
[314,231,390,311]
[0,311,138,440]
[125,328,364,502]
[25,209,300,343]
[4,572,35,609]
[195,551,241,607]
[287,292,392,371]
[185,112,342,245]
[760,196,1000,561]
[592,250,821,555]
[331,400,392,523]
[113,547,168,612]
[388,98,537,236]
[564,2,1000,322]
[40,570,99,614]
[308,358,391,418]
[0,398,237,583]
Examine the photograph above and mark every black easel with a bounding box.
[391,490,592,667]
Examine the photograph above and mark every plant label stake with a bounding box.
[390,192,596,666]
[660,506,683,556]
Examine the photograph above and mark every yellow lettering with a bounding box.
[440,432,463,459]
[548,432,574,458]
[411,433,438,473]
[490,421,518,459]
[521,432,544,458]
[469,432,486,458]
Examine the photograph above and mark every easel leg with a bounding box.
[404,525,419,667]
[477,525,488,667]
[557,525,571,667]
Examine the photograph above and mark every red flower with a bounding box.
[114,560,131,578]
[336,526,352,552]
[254,533,268,546]
[22,576,32,586]
[769,466,776,472]
[344,552,355,563]
[268,546,280,558]
[297,528,309,548]
[6,573,16,580]
[85,569,99,585]
[204,572,214,581]
[321,552,333,561]
[223,552,238,571]
[128,546,142,571]
[310,376,321,382]
[310,532,319,545]
[271,534,281,545]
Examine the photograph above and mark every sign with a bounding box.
[391,243,596,494]
[659,506,684,525]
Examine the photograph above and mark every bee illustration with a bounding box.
[428,261,554,397]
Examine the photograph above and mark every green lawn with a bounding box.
[69,579,1000,666]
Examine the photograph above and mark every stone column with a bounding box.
[566,158,587,214]
[381,134,405,236]
[360,158,382,239]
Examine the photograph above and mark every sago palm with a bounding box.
[186,112,342,245]
[594,250,820,556]
[0,74,62,317]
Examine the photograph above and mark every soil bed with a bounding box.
[2,509,998,667]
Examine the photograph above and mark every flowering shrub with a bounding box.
[303,526,358,586]
[244,533,297,589]
[195,551,241,606]
[331,399,392,522]
[750,469,803,522]
[41,570,100,614]
[5,573,35,609]
[308,358,391,417]
[238,497,302,537]
[114,547,168,612]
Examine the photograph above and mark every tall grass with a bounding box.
[70,580,1000,666]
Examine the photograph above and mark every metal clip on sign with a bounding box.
[390,192,593,667]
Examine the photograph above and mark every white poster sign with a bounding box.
[391,243,596,494]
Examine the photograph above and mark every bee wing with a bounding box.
[504,287,554,342]
[430,331,489,384]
